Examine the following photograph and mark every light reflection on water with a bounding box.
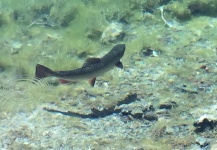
[0,73,52,113]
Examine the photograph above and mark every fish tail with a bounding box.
[35,64,53,79]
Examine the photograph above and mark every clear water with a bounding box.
[0,0,217,149]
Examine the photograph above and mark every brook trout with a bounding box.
[35,44,125,86]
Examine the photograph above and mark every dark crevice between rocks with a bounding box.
[141,47,161,57]
[194,118,217,133]
[174,84,199,94]
[44,93,138,119]
[115,100,157,121]
[120,110,157,121]
[159,101,178,110]
[117,93,137,106]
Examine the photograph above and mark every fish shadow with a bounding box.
[43,93,137,118]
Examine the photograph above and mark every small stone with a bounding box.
[211,141,217,150]
[141,48,160,57]
[4,138,13,145]
[165,126,174,134]
[196,137,208,147]
[159,101,178,110]
[11,41,22,54]
[143,111,158,121]
[12,41,22,49]
[101,22,125,44]
[131,107,144,119]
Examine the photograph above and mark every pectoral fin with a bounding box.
[115,61,123,69]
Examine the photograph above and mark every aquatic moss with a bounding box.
[166,2,191,21]
[140,138,172,150]
[130,0,171,13]
[189,48,216,60]
[127,25,166,55]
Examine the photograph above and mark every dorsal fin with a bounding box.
[82,58,101,68]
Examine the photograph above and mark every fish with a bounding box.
[35,44,125,86]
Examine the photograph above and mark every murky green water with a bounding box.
[0,0,217,149]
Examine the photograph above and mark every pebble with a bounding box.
[211,141,217,150]
[10,41,22,54]
[196,137,208,147]
[101,22,124,44]
[4,138,13,145]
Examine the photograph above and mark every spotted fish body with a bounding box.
[35,44,125,86]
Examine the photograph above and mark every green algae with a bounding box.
[0,0,188,74]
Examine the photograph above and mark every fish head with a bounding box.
[101,44,125,65]
[110,44,125,60]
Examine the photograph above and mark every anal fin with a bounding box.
[59,79,71,84]
[89,77,96,87]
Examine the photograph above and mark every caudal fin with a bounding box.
[35,64,53,79]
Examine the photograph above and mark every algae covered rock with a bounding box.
[158,101,178,110]
[166,2,192,20]
[192,104,217,133]
[86,29,102,40]
[115,101,157,121]
[193,114,217,133]
[166,0,217,21]
[188,0,217,17]
[101,22,125,44]
[52,8,78,27]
